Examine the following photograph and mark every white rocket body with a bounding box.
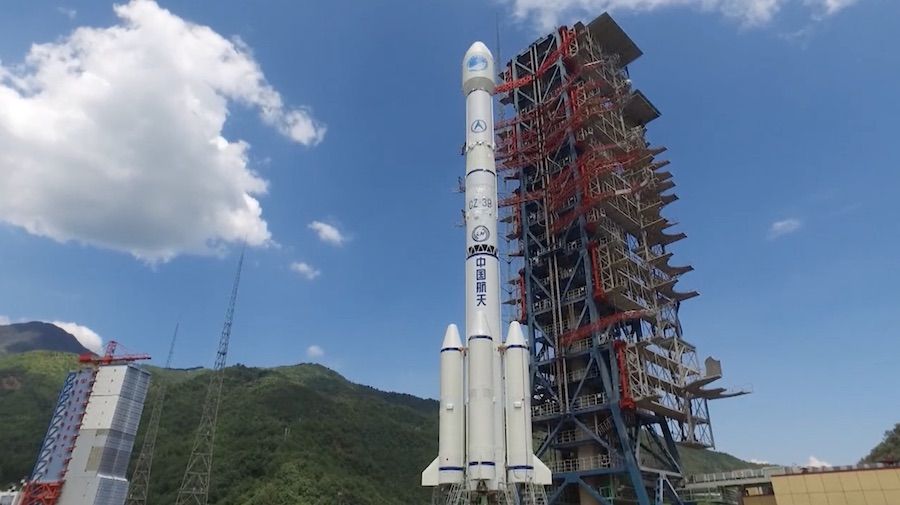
[421,324,466,484]
[504,322,552,484]
[422,41,551,493]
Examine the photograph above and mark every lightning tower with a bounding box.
[496,14,746,505]
[175,252,244,505]
[125,323,179,505]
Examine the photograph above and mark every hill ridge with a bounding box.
[0,322,91,356]
[1,351,767,504]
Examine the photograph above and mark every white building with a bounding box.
[57,364,150,505]
[24,362,150,505]
[0,490,22,505]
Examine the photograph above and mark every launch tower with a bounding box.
[497,13,745,505]
[20,342,151,505]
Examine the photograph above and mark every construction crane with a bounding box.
[175,251,244,505]
[78,340,151,366]
[125,323,179,505]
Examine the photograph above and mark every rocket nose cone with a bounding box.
[441,324,463,349]
[466,41,491,58]
[505,321,526,346]
[462,40,496,93]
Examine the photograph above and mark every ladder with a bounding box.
[517,484,549,505]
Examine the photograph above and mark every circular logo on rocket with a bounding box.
[470,119,487,133]
[472,225,490,242]
[467,55,488,72]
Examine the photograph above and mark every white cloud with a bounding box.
[56,7,77,19]
[290,261,321,280]
[501,0,863,30]
[806,455,831,467]
[0,315,10,325]
[306,344,325,359]
[749,458,772,465]
[808,0,860,15]
[0,0,325,262]
[768,218,803,239]
[308,221,347,246]
[779,24,816,46]
[50,321,103,354]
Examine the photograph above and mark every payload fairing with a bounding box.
[421,41,551,494]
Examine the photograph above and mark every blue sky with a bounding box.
[0,0,897,467]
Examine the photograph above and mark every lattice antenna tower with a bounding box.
[175,250,245,505]
[125,323,179,505]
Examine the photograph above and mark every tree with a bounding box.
[861,423,900,464]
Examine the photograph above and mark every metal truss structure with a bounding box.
[497,13,746,505]
[125,324,179,505]
[430,482,548,505]
[176,252,244,505]
[20,369,94,505]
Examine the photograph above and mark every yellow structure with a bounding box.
[681,464,900,505]
[771,467,900,505]
[742,496,777,505]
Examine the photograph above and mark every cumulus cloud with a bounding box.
[501,0,864,30]
[806,455,831,467]
[0,0,325,262]
[50,321,103,354]
[0,315,10,325]
[306,344,325,359]
[308,221,347,246]
[290,261,321,280]
[768,218,803,239]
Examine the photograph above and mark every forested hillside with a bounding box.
[1,351,766,504]
[0,352,436,504]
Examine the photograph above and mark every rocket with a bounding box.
[421,41,552,493]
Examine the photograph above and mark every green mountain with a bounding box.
[861,423,900,464]
[1,351,436,504]
[0,322,90,356]
[678,444,765,474]
[1,351,762,504]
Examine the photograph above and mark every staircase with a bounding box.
[432,483,466,505]
[517,484,549,505]
[432,483,550,505]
